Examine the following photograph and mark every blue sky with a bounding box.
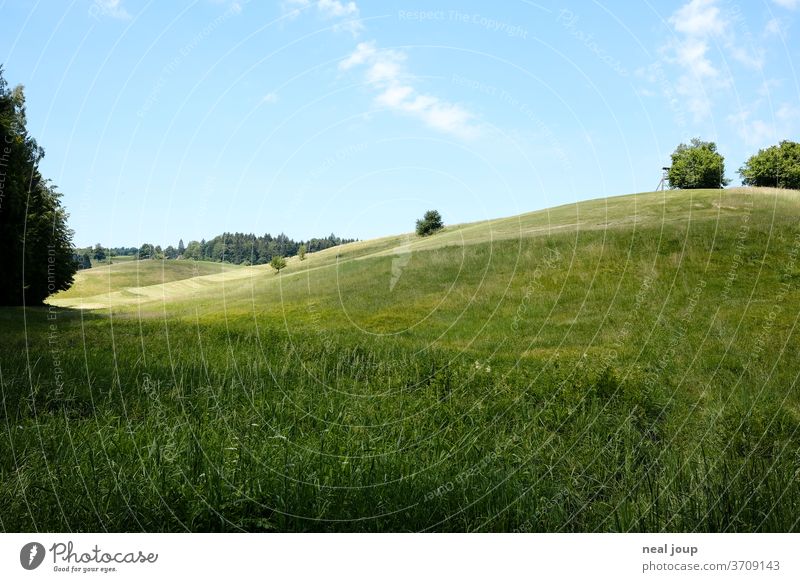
[1,0,798,247]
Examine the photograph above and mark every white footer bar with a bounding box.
[1,533,796,581]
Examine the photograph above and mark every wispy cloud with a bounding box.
[764,17,787,37]
[670,0,727,37]
[727,108,776,146]
[90,0,131,20]
[318,0,358,19]
[777,103,800,122]
[659,0,767,122]
[262,92,278,104]
[285,0,480,140]
[284,0,363,35]
[339,41,480,139]
[773,0,800,10]
[663,0,728,120]
[727,98,799,148]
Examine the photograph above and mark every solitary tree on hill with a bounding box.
[668,138,729,189]
[416,210,444,236]
[298,244,307,261]
[270,255,287,274]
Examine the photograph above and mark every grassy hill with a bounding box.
[53,259,243,308]
[3,187,800,532]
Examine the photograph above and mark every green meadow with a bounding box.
[2,187,799,531]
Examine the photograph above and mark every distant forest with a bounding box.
[74,232,356,268]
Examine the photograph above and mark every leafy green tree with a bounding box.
[93,243,106,261]
[0,67,76,304]
[183,241,201,260]
[177,238,185,256]
[269,255,287,274]
[416,210,444,236]
[667,138,729,189]
[739,140,800,190]
[164,245,178,259]
[298,244,307,261]
[139,243,154,259]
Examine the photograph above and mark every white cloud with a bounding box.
[659,0,769,122]
[670,0,727,36]
[91,0,131,20]
[758,78,782,97]
[746,119,776,144]
[375,85,413,107]
[366,55,405,85]
[729,45,765,69]
[773,0,800,9]
[262,92,278,104]
[777,103,800,122]
[284,0,362,35]
[663,1,728,121]
[318,0,358,18]
[333,19,364,35]
[339,42,480,139]
[726,95,798,149]
[283,0,310,13]
[297,1,478,138]
[728,109,776,146]
[764,17,787,36]
[338,40,377,69]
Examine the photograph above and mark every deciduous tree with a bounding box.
[739,140,800,190]
[668,138,729,189]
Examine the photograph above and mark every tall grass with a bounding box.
[2,189,799,531]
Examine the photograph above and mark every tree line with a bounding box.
[77,232,356,269]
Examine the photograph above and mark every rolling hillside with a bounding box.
[53,258,244,308]
[4,187,800,532]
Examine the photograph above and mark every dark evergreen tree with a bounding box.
[0,67,76,305]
